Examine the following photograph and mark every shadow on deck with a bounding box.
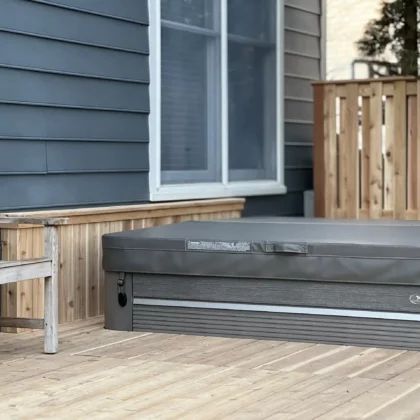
[2,317,420,419]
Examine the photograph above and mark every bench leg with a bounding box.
[44,226,59,354]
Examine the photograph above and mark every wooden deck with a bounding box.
[2,317,420,419]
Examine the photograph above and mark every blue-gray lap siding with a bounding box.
[0,0,321,216]
[0,0,150,210]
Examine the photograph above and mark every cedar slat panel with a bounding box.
[325,85,338,218]
[0,199,245,329]
[338,97,347,212]
[393,81,407,219]
[369,82,384,219]
[407,95,417,210]
[417,81,420,220]
[384,96,395,212]
[382,83,394,97]
[361,97,371,211]
[314,77,419,221]
[358,85,372,97]
[344,83,359,218]
[313,84,326,217]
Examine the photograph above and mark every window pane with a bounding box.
[160,7,221,184]
[228,0,277,181]
[227,0,275,41]
[161,0,215,29]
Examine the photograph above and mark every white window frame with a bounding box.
[148,0,286,202]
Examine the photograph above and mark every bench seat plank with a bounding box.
[0,258,52,285]
[0,257,51,269]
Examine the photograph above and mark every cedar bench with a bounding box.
[0,217,68,354]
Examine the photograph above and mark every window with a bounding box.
[149,0,286,201]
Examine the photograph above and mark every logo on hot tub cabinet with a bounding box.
[409,294,420,305]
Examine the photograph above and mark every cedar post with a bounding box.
[313,83,326,217]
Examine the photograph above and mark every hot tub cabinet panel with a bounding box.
[132,305,420,351]
[102,218,420,350]
[104,271,133,332]
[132,275,420,314]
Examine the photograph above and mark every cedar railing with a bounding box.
[313,76,420,219]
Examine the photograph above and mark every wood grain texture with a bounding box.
[0,199,244,226]
[407,95,417,210]
[0,217,68,226]
[44,225,59,353]
[0,259,51,284]
[317,77,419,221]
[369,82,384,219]
[361,97,371,211]
[312,75,417,85]
[417,81,420,221]
[0,199,244,330]
[2,316,420,419]
[393,81,407,220]
[313,84,326,217]
[325,85,337,218]
[0,317,44,329]
[344,83,359,218]
[338,97,347,213]
[384,96,395,212]
[0,223,60,353]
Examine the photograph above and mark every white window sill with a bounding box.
[149,181,287,202]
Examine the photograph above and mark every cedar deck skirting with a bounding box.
[0,198,244,330]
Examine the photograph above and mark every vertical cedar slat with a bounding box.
[87,223,100,318]
[98,222,110,317]
[344,83,359,218]
[325,85,337,218]
[393,81,407,219]
[0,230,18,333]
[59,224,74,324]
[339,96,347,214]
[384,96,395,212]
[407,95,417,210]
[313,84,326,217]
[417,80,420,218]
[369,82,384,219]
[32,228,45,320]
[19,229,33,325]
[361,97,371,210]
[74,224,88,320]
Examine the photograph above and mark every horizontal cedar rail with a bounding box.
[313,77,420,220]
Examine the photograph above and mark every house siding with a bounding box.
[0,0,150,210]
[0,0,321,216]
[243,0,322,216]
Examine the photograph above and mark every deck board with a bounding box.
[1,316,420,419]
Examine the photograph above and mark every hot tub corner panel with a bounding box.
[104,271,133,331]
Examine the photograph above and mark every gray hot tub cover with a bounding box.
[102,218,420,286]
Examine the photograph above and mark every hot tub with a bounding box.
[102,217,420,350]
